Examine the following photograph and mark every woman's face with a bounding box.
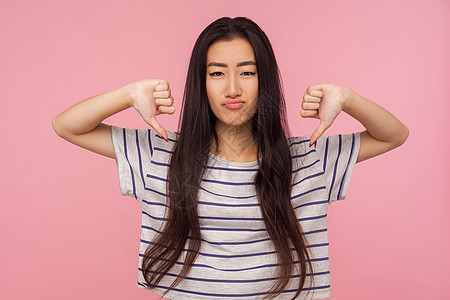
[206,38,258,130]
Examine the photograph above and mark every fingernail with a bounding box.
[163,136,169,142]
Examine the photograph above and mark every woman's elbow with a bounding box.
[394,124,409,147]
[52,115,67,139]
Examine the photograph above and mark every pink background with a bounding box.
[1,0,449,299]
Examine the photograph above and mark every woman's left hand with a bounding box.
[301,83,351,147]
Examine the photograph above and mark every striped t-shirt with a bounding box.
[111,126,361,300]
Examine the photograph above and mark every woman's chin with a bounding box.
[216,117,252,130]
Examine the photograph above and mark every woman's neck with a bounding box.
[211,121,258,163]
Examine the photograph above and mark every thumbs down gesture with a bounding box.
[301,83,350,147]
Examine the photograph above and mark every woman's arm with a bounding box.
[341,88,409,163]
[52,79,175,158]
[301,83,409,163]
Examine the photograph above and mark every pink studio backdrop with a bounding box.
[1,0,449,299]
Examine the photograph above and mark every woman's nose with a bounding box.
[225,75,242,98]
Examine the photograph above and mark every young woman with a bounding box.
[52,17,408,300]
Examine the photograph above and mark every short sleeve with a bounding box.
[314,132,361,203]
[110,126,154,199]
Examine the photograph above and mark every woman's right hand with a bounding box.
[53,78,176,159]
[130,79,175,142]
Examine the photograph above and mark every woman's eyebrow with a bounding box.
[207,61,256,67]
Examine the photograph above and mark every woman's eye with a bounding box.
[209,72,223,77]
[209,71,256,77]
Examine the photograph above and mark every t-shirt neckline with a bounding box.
[208,152,261,167]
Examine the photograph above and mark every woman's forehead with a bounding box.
[206,38,255,64]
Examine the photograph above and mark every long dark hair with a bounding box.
[142,17,314,299]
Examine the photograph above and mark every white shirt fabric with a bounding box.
[111,126,361,300]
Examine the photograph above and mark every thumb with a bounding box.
[146,116,169,142]
[309,120,329,147]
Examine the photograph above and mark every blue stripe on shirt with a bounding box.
[141,236,271,247]
[206,165,258,172]
[142,211,168,221]
[199,212,327,231]
[155,133,178,142]
[291,186,326,200]
[148,129,153,157]
[147,283,331,298]
[303,228,328,235]
[143,187,167,197]
[141,210,328,233]
[154,147,173,154]
[144,177,257,199]
[200,186,256,199]
[202,178,254,186]
[197,200,259,208]
[142,199,167,207]
[198,237,271,246]
[292,148,316,159]
[135,129,146,190]
[140,247,326,260]
[151,160,258,172]
[147,174,255,187]
[140,232,271,246]
[323,137,329,172]
[142,270,329,284]
[198,215,263,221]
[293,199,329,210]
[141,235,328,250]
[151,160,168,167]
[298,213,327,222]
[292,159,320,174]
[328,134,342,202]
[123,128,136,198]
[137,256,328,272]
[337,133,355,200]
[200,227,267,232]
[142,225,327,239]
[289,139,310,147]
[146,174,167,182]
[292,172,324,188]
